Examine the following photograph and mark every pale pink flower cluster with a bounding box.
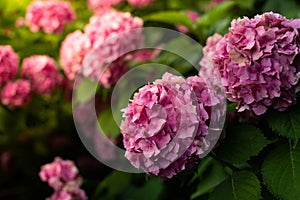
[87,0,155,9]
[0,45,18,86]
[25,0,76,34]
[1,80,31,109]
[60,8,143,88]
[39,157,87,200]
[21,55,62,95]
[121,72,223,179]
[200,12,300,115]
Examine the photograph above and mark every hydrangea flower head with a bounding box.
[0,45,19,86]
[121,72,223,179]
[21,55,62,95]
[200,12,300,115]
[60,31,92,80]
[1,80,31,109]
[82,8,143,87]
[25,0,76,34]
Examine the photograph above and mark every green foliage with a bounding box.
[209,171,261,200]
[98,107,120,138]
[190,157,229,199]
[215,124,270,164]
[268,104,300,141]
[262,142,300,200]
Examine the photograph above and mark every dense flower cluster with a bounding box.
[60,8,143,88]
[121,72,223,179]
[200,12,300,115]
[21,55,62,95]
[25,0,76,34]
[176,11,200,33]
[1,80,31,109]
[39,157,87,200]
[0,45,18,86]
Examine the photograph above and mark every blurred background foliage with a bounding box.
[0,0,300,199]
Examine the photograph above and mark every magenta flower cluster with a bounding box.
[87,0,155,10]
[200,12,300,115]
[21,55,62,95]
[39,157,87,200]
[25,0,76,34]
[0,45,62,109]
[60,8,143,88]
[121,72,222,179]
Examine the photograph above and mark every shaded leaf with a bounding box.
[209,171,261,200]
[262,142,300,200]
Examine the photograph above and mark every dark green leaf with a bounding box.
[215,124,270,164]
[209,171,261,200]
[262,142,300,200]
[98,107,120,138]
[268,104,300,141]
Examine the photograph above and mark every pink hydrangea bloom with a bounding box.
[200,12,300,115]
[39,157,81,190]
[87,0,124,10]
[60,31,92,80]
[47,189,87,200]
[25,0,76,34]
[121,72,222,179]
[1,80,31,109]
[82,8,143,87]
[127,0,155,8]
[176,11,200,33]
[0,45,19,86]
[21,55,62,95]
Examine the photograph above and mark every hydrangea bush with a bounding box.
[0,0,300,200]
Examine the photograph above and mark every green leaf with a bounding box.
[143,11,193,30]
[262,142,300,200]
[196,1,236,28]
[209,171,261,200]
[262,0,300,18]
[98,107,120,138]
[123,178,163,200]
[74,78,96,104]
[268,104,300,141]
[191,159,229,199]
[94,171,132,198]
[215,124,270,164]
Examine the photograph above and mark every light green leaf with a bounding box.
[74,78,96,104]
[143,11,193,30]
[262,142,300,200]
[209,171,261,200]
[98,108,120,138]
[196,1,236,28]
[215,124,270,164]
[268,104,300,141]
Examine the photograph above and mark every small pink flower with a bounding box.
[121,72,223,179]
[39,157,80,190]
[200,12,300,115]
[176,11,200,33]
[25,0,76,34]
[87,0,124,10]
[60,31,92,80]
[47,189,87,200]
[127,0,155,8]
[1,80,31,109]
[21,55,62,95]
[0,45,19,86]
